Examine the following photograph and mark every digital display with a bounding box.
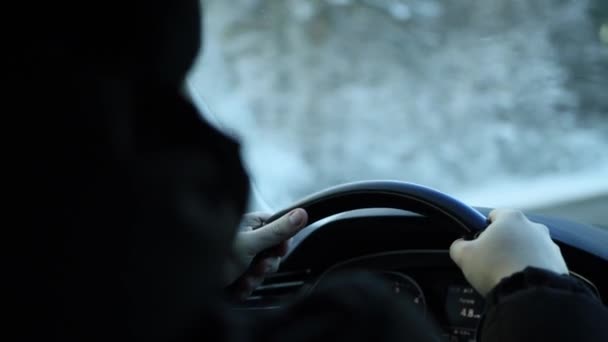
[444,285,485,341]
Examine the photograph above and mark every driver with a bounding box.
[12,1,607,342]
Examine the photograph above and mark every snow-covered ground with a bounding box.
[188,0,608,223]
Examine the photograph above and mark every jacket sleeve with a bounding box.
[478,267,608,342]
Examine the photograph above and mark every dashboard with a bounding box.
[313,250,486,342]
[236,208,607,342]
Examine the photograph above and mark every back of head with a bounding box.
[10,1,250,341]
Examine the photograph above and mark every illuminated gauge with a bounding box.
[378,271,426,315]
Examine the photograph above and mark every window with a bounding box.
[188,0,608,225]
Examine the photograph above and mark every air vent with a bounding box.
[236,269,312,310]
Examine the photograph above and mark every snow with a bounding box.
[188,0,608,214]
[457,165,608,210]
[389,3,412,21]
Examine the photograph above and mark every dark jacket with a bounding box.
[11,1,249,341]
[479,267,608,341]
[9,1,607,341]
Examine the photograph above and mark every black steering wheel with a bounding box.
[265,180,488,239]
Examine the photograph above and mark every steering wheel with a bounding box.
[265,180,488,239]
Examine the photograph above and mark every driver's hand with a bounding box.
[224,209,308,300]
[449,209,568,296]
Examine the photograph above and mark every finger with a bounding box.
[449,238,474,268]
[488,209,498,223]
[489,208,527,223]
[258,240,289,258]
[236,275,264,300]
[246,275,264,290]
[276,240,290,256]
[240,212,272,230]
[246,209,308,254]
[488,208,511,222]
[264,257,280,274]
[267,240,290,257]
[533,222,550,235]
[231,277,254,301]
[250,258,267,277]
[243,212,272,221]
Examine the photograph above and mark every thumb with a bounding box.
[246,209,308,254]
[449,238,474,269]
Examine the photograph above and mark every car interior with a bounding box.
[233,181,608,342]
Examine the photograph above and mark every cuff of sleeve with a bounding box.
[485,267,597,308]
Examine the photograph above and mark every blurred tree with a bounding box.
[193,0,608,206]
[550,0,608,122]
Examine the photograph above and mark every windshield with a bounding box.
[188,0,608,225]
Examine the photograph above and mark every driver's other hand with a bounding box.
[449,209,568,296]
[224,209,308,300]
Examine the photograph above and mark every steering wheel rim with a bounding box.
[265,180,488,236]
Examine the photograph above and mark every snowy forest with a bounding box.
[188,0,608,212]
